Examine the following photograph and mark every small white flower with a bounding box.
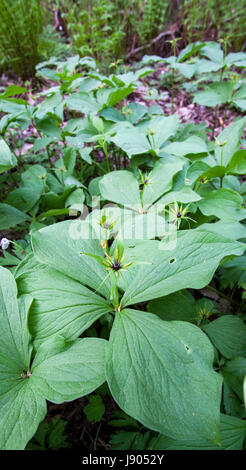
[0,238,10,250]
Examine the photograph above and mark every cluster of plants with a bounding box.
[0,0,43,78]
[140,40,246,129]
[0,0,71,79]
[1,1,246,80]
[180,0,246,51]
[56,0,246,68]
[0,43,246,450]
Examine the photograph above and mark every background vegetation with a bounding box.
[0,0,246,78]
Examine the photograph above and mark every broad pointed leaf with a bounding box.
[31,336,107,403]
[164,136,207,156]
[110,126,150,157]
[142,158,184,207]
[106,308,222,442]
[99,170,141,208]
[0,267,47,450]
[193,81,234,107]
[31,220,112,297]
[0,203,31,230]
[15,254,112,345]
[149,414,246,450]
[121,230,245,306]
[0,138,17,173]
[197,188,246,221]
[214,117,246,167]
[203,316,246,359]
[0,382,46,450]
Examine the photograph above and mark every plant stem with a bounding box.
[171,68,175,114]
[212,105,218,138]
[103,141,110,172]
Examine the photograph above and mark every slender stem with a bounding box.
[111,275,120,311]
[103,141,110,172]
[92,159,107,175]
[115,284,119,311]
[171,68,175,114]
[93,423,101,451]
[220,147,224,188]
[212,105,218,138]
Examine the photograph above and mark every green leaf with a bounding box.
[0,267,32,369]
[0,138,17,173]
[227,149,246,175]
[84,395,105,422]
[15,254,112,345]
[99,170,141,208]
[65,92,100,114]
[186,161,211,185]
[214,117,246,167]
[0,265,107,448]
[6,164,46,213]
[193,81,234,107]
[0,382,47,450]
[195,58,222,74]
[231,83,246,111]
[110,116,179,157]
[121,230,244,306]
[0,85,27,98]
[124,102,148,124]
[106,308,222,442]
[0,267,47,450]
[36,208,71,221]
[198,165,226,180]
[87,206,167,241]
[65,188,85,211]
[99,107,126,123]
[0,203,30,230]
[31,336,107,403]
[203,316,246,359]
[110,125,150,157]
[197,221,246,241]
[159,186,201,205]
[175,62,196,79]
[197,188,246,221]
[138,115,180,151]
[163,136,207,156]
[99,158,184,210]
[110,430,151,450]
[36,116,62,139]
[200,42,224,65]
[147,290,196,322]
[34,137,56,153]
[244,376,246,411]
[178,42,205,62]
[105,86,135,108]
[222,357,246,402]
[142,158,184,207]
[30,220,112,297]
[63,147,76,174]
[149,414,246,450]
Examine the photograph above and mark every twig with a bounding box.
[126,25,178,59]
